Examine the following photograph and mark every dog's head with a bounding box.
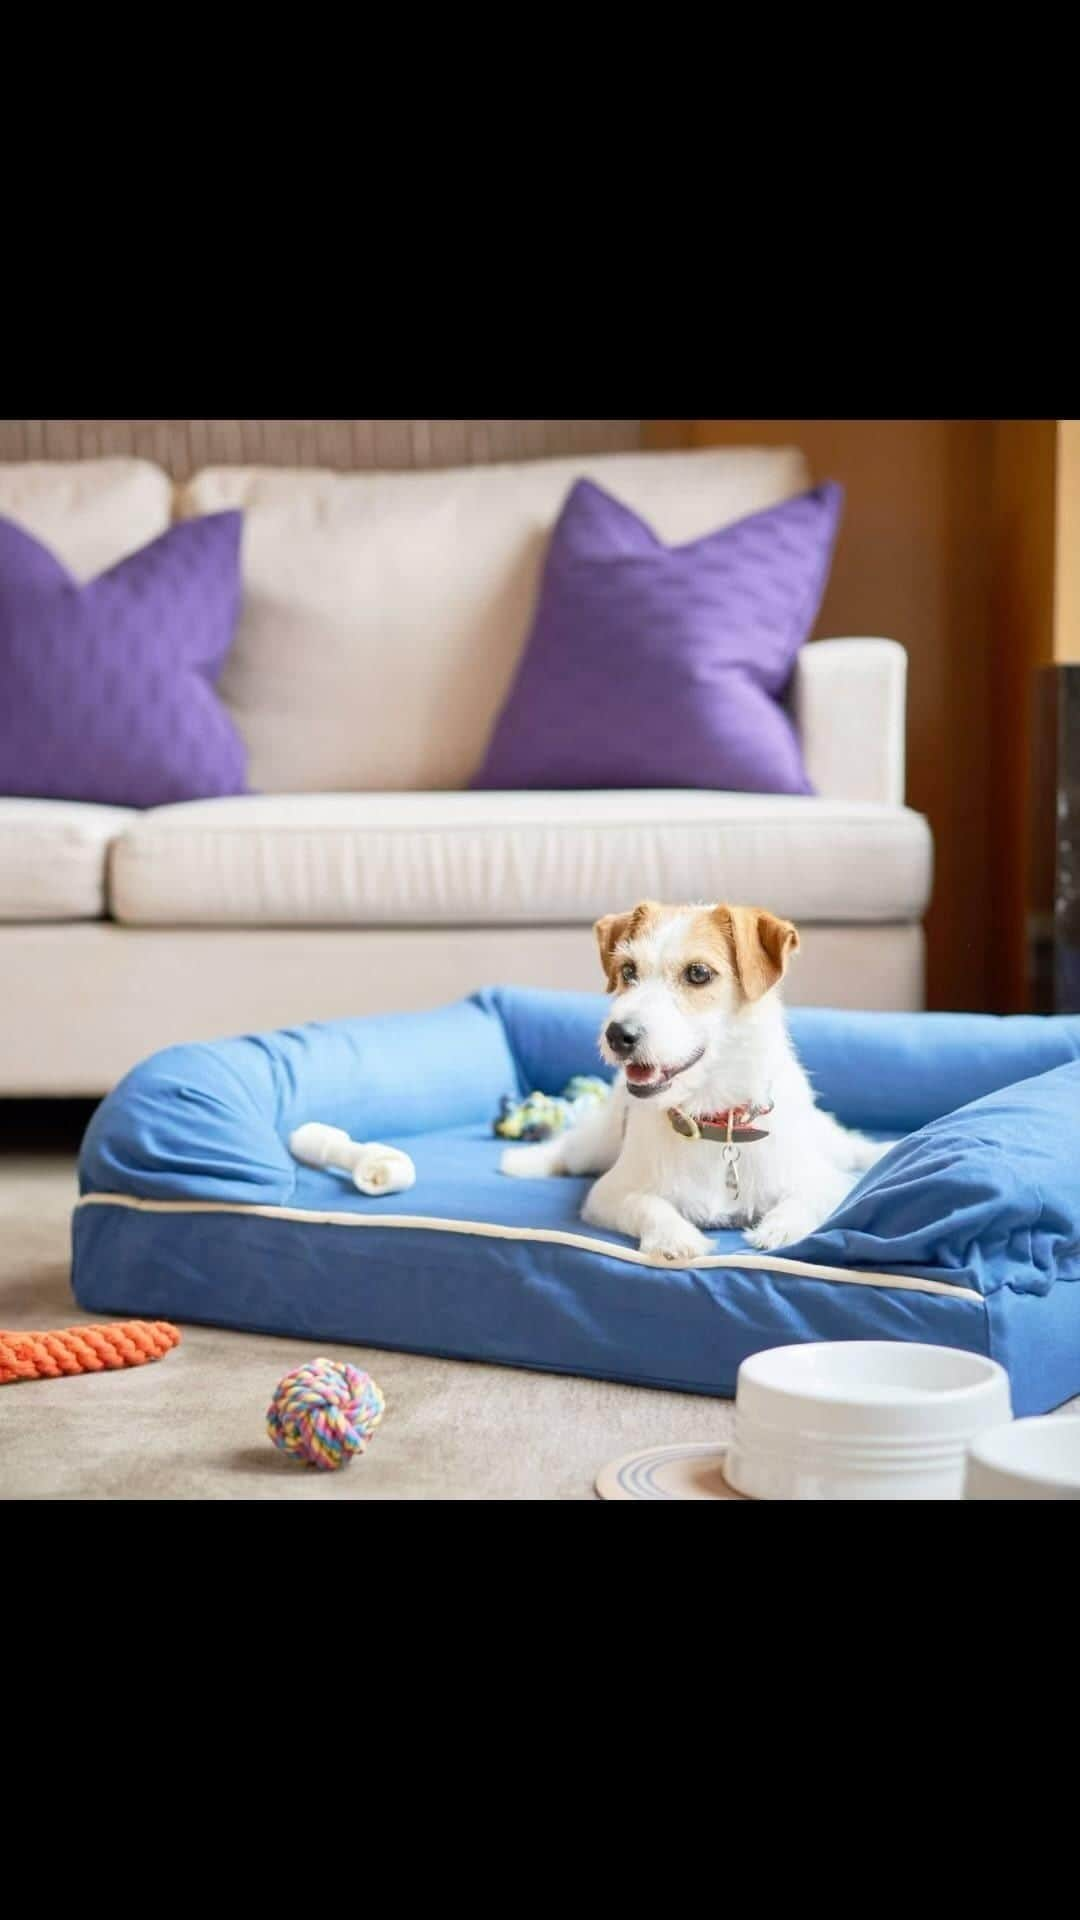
[594,900,800,1100]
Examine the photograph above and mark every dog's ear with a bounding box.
[716,905,800,1002]
[594,902,658,989]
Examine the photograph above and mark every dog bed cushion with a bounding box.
[72,988,1080,1415]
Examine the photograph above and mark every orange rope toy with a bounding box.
[0,1320,181,1386]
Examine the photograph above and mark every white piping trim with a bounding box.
[74,1193,983,1304]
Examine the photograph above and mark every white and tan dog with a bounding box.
[501,900,888,1264]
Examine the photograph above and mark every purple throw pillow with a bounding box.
[472,478,843,795]
[0,510,248,809]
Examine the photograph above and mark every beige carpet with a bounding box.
[0,1109,735,1500]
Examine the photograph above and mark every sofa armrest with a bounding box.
[792,638,907,806]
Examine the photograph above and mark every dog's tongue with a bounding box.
[625,1063,661,1085]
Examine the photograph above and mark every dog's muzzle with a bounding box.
[622,1046,706,1098]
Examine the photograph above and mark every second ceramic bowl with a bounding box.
[964,1417,1080,1499]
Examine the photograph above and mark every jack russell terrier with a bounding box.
[500,900,889,1264]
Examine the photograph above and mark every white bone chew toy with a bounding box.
[288,1123,417,1197]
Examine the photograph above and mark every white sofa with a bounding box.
[0,446,932,1095]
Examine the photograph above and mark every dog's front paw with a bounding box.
[746,1199,818,1252]
[639,1220,711,1266]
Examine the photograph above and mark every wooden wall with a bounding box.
[1053,421,1080,664]
[0,420,643,480]
[986,424,1058,1011]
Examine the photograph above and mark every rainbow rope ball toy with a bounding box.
[266,1358,385,1471]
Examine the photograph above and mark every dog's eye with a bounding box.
[684,962,713,986]
[620,961,637,985]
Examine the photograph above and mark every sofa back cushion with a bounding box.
[0,458,171,578]
[180,447,810,793]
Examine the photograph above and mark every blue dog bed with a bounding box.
[72,988,1080,1415]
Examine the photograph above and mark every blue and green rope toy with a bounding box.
[493,1075,610,1142]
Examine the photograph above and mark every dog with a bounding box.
[500,900,889,1264]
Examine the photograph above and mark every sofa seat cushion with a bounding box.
[0,798,134,921]
[107,789,933,927]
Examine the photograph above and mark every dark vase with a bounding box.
[1033,665,1080,1014]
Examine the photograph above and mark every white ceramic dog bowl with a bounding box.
[964,1417,1080,1499]
[723,1342,1012,1501]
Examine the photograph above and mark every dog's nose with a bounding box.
[605,1020,641,1057]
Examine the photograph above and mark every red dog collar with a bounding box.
[668,1099,774,1144]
